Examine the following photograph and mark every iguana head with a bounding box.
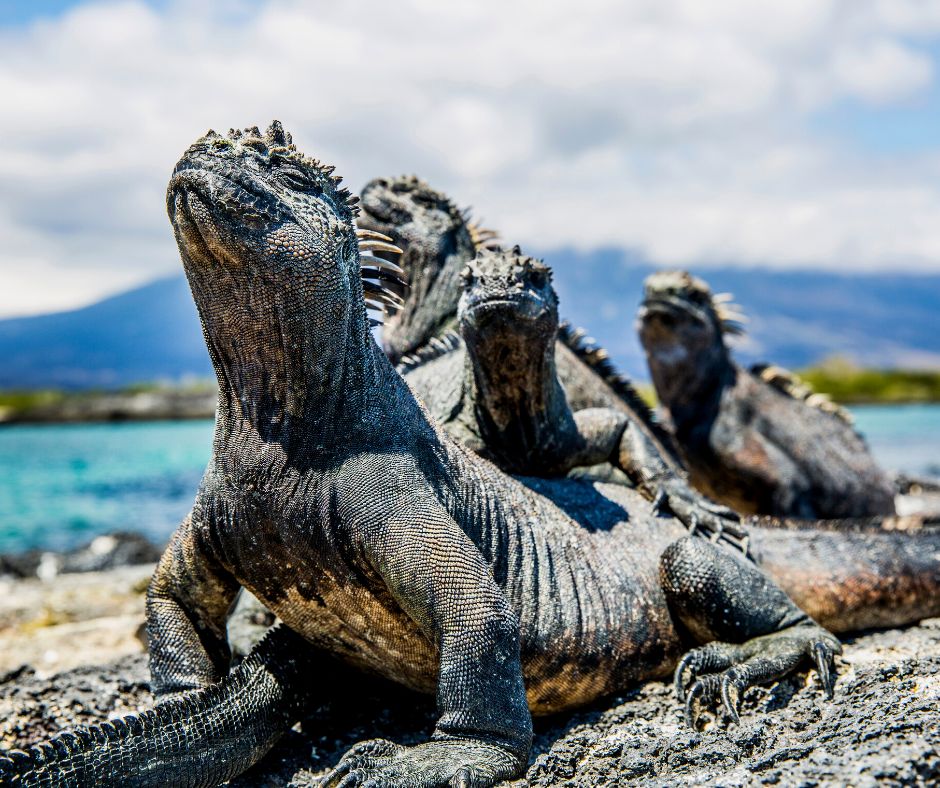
[359,175,470,256]
[637,270,745,407]
[167,122,396,436]
[458,245,558,345]
[358,175,482,363]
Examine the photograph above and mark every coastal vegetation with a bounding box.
[798,357,940,405]
[0,381,217,424]
[2,361,940,424]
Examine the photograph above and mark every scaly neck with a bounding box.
[464,326,566,469]
[651,341,733,433]
[187,258,385,458]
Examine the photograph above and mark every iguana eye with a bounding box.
[411,192,439,209]
[278,165,320,194]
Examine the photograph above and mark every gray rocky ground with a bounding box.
[1,563,938,786]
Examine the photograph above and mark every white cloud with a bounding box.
[0,0,939,317]
[831,39,933,103]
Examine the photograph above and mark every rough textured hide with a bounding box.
[637,270,898,519]
[401,244,746,548]
[4,127,940,788]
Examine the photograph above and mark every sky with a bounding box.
[2,0,940,318]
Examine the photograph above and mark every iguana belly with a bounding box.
[244,479,687,716]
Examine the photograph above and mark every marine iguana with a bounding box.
[637,270,897,519]
[357,175,483,365]
[358,175,683,458]
[5,124,940,788]
[400,244,746,547]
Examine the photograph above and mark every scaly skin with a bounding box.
[400,245,745,546]
[5,126,940,788]
[152,125,838,785]
[637,270,897,519]
[358,175,685,463]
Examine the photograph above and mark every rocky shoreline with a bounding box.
[1,548,938,785]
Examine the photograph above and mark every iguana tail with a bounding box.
[750,515,940,632]
[0,624,314,788]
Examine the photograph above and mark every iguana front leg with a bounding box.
[146,513,241,698]
[571,408,749,551]
[661,536,841,727]
[323,496,531,787]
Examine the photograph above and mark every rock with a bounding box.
[0,564,152,675]
[0,654,151,750]
[0,532,162,580]
[1,616,938,786]
[228,589,277,661]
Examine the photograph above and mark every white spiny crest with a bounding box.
[355,228,406,326]
[753,363,854,425]
[395,330,461,373]
[712,293,748,336]
[468,220,500,251]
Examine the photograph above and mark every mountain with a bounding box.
[1,253,939,389]
[0,277,211,389]
[544,248,940,379]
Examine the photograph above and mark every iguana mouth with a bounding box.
[638,296,708,328]
[168,189,216,265]
[463,293,551,323]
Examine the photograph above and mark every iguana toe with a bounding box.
[674,641,747,702]
[659,482,750,555]
[812,640,838,699]
[322,739,522,788]
[684,674,722,728]
[675,626,841,728]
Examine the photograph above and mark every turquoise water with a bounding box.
[849,404,940,478]
[0,405,937,553]
[0,420,214,553]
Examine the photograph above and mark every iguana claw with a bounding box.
[674,626,841,729]
[812,641,837,699]
[322,738,522,788]
[657,481,752,557]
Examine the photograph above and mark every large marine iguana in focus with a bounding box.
[638,270,897,519]
[6,124,940,788]
[400,244,746,547]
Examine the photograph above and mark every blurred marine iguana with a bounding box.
[399,244,746,548]
[638,270,897,519]
[4,125,940,788]
[357,175,686,463]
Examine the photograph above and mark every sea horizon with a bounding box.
[1,403,937,555]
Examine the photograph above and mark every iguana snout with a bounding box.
[458,245,558,336]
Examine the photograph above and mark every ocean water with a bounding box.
[848,404,940,479]
[0,405,938,553]
[0,420,213,553]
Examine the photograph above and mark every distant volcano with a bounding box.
[0,276,211,389]
[1,255,939,390]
